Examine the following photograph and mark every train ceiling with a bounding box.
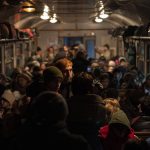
[0,0,150,30]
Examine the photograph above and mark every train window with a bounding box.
[147,44,150,60]
[85,38,95,59]
[4,43,14,76]
[146,44,150,74]
[136,41,145,74]
[0,46,2,73]
[63,37,83,47]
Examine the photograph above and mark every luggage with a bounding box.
[0,23,9,39]
[0,22,17,39]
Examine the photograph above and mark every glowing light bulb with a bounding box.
[49,17,58,23]
[95,17,103,23]
[40,12,50,20]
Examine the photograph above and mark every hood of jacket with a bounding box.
[109,109,130,129]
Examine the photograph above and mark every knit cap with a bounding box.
[17,73,32,82]
[43,66,63,82]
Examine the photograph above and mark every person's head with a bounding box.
[109,123,130,139]
[43,66,63,92]
[128,89,145,107]
[0,90,16,110]
[106,88,119,99]
[40,62,47,71]
[140,96,150,116]
[103,44,110,50]
[107,60,116,73]
[47,46,54,53]
[123,72,135,82]
[37,46,42,52]
[104,98,120,114]
[71,72,94,95]
[16,73,32,88]
[99,73,110,89]
[109,109,131,138]
[119,57,127,67]
[75,51,86,59]
[36,46,43,56]
[63,45,69,52]
[55,58,73,81]
[30,91,69,125]
[10,68,22,79]
[32,66,42,80]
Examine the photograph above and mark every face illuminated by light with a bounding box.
[62,65,73,81]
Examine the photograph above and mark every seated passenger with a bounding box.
[131,95,150,132]
[103,98,120,122]
[98,109,137,150]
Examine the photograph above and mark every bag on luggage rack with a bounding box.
[0,23,9,39]
[134,23,150,36]
[0,22,17,39]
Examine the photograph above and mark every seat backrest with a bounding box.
[135,131,150,140]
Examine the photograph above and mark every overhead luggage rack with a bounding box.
[125,36,150,75]
[0,38,35,75]
[0,38,30,43]
[128,36,150,40]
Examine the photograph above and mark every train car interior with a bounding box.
[0,0,150,74]
[0,0,150,148]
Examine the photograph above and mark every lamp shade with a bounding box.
[22,2,35,12]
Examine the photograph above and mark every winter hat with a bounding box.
[43,66,63,82]
[119,57,126,62]
[17,73,32,82]
[109,109,130,129]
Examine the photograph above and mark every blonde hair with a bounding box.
[103,98,120,113]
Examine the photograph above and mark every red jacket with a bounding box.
[98,125,136,150]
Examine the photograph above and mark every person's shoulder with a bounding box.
[65,132,92,150]
[86,94,103,101]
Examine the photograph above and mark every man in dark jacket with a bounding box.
[67,72,106,150]
[11,91,92,150]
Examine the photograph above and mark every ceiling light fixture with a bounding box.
[97,1,109,19]
[49,17,58,23]
[40,12,50,20]
[40,4,50,20]
[49,13,58,23]
[44,5,49,13]
[99,13,109,19]
[99,10,109,19]
[22,2,35,13]
[95,17,103,23]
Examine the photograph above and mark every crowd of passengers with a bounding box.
[0,44,150,150]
